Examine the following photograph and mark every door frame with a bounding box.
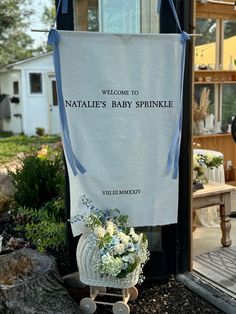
[160,0,194,274]
[47,73,60,135]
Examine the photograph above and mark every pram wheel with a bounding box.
[112,301,130,314]
[128,286,138,301]
[80,297,97,313]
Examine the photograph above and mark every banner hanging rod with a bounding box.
[31,29,202,37]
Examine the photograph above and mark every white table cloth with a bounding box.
[193,149,225,227]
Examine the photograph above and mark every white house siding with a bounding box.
[0,53,58,136]
[0,70,22,133]
[15,54,54,136]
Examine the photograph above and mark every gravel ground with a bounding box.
[0,217,224,314]
[92,277,223,314]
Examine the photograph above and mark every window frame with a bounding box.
[28,72,44,95]
[13,81,19,95]
[73,0,160,33]
[194,17,236,125]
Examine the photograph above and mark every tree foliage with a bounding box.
[196,18,236,46]
[0,0,57,66]
[224,20,236,40]
[0,0,35,66]
[42,0,56,28]
[0,32,34,65]
[34,0,56,54]
[195,19,216,46]
[0,0,31,35]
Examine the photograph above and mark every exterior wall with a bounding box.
[0,53,57,136]
[0,70,22,133]
[16,54,54,136]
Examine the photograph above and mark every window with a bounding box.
[13,81,19,94]
[194,17,236,132]
[88,0,99,31]
[99,0,140,33]
[222,84,236,125]
[74,0,99,31]
[29,73,43,94]
[195,18,216,69]
[223,20,236,70]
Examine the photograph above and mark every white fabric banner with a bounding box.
[57,31,184,236]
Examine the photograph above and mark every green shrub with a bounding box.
[41,197,66,222]
[24,220,66,253]
[9,151,64,209]
[36,127,45,136]
[14,197,65,224]
[9,145,67,253]
[14,198,66,252]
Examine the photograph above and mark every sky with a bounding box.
[28,0,50,47]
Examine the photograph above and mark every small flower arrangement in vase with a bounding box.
[193,153,223,190]
[70,196,149,288]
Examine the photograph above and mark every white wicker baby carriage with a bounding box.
[76,231,141,314]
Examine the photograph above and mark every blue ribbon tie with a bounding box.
[48,29,86,176]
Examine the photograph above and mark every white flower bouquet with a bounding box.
[193,153,223,184]
[71,196,149,286]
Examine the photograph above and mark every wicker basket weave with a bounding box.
[76,231,141,289]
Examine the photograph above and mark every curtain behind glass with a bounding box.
[99,0,140,33]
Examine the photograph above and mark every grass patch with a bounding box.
[0,135,61,164]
